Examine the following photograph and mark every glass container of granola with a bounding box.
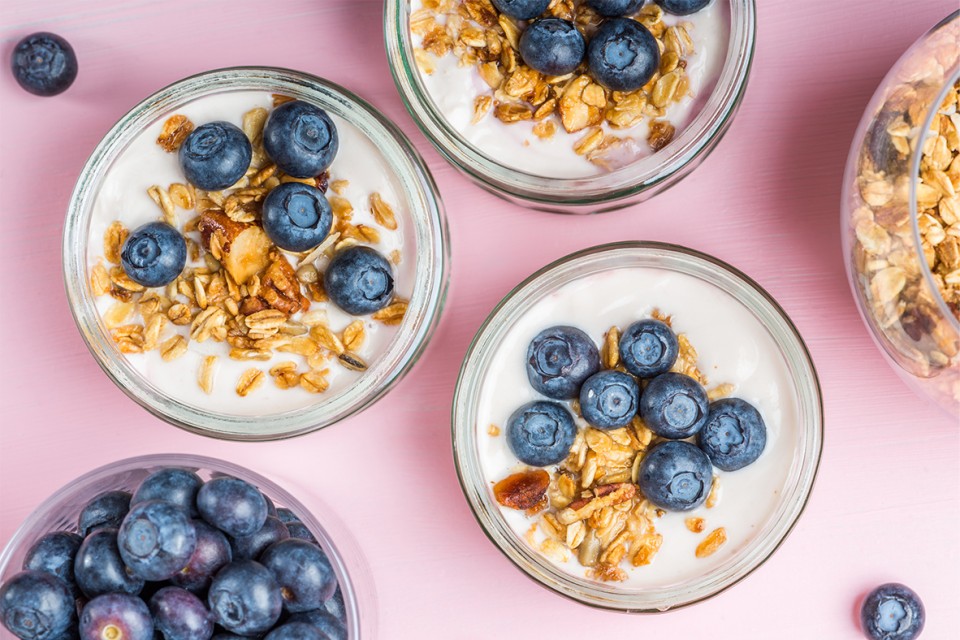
[63,67,449,440]
[452,242,822,611]
[841,11,960,417]
[0,454,373,638]
[386,0,755,213]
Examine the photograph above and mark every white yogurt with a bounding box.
[410,1,730,178]
[88,91,415,416]
[476,267,800,589]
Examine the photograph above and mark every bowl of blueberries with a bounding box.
[0,454,364,640]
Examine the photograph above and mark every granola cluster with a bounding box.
[91,96,407,398]
[412,0,697,169]
[492,312,728,582]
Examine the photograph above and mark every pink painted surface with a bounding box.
[0,0,958,637]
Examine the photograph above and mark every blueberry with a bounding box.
[324,246,395,315]
[79,594,153,640]
[261,183,333,252]
[322,589,346,625]
[506,401,577,467]
[490,0,550,20]
[263,495,279,519]
[587,17,660,92]
[288,610,345,640]
[696,398,767,471]
[131,468,203,517]
[264,622,329,640]
[117,500,197,581]
[22,532,83,598]
[518,19,585,76]
[149,587,213,640]
[284,522,318,545]
[77,490,131,537]
[179,122,252,191]
[260,539,336,613]
[860,583,925,640]
[275,509,299,525]
[655,0,712,15]
[638,441,713,511]
[639,372,709,439]
[0,571,75,640]
[578,370,639,430]
[11,33,77,97]
[525,326,600,400]
[73,529,143,598]
[230,516,290,562]
[618,319,678,378]
[586,0,645,16]
[263,101,338,178]
[197,477,268,538]
[207,560,282,636]
[120,221,187,288]
[169,521,232,593]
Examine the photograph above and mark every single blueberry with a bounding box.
[506,401,577,467]
[73,529,144,598]
[275,508,299,525]
[149,587,213,640]
[230,516,290,562]
[79,594,153,640]
[77,490,131,537]
[518,19,585,76]
[0,571,75,640]
[22,532,83,598]
[197,477,269,538]
[179,121,252,191]
[117,500,197,581]
[120,221,187,288]
[263,101,339,178]
[131,467,203,517]
[11,33,78,97]
[169,520,233,594]
[324,246,395,315]
[284,522,318,545]
[207,560,282,636]
[525,326,600,400]
[260,539,336,613]
[322,588,346,625]
[587,17,659,91]
[639,372,709,439]
[491,0,551,20]
[263,494,279,519]
[261,183,333,252]
[655,0,712,15]
[578,370,639,430]
[696,398,767,471]
[860,583,925,640]
[288,609,345,640]
[638,441,713,511]
[586,0,645,17]
[618,319,679,378]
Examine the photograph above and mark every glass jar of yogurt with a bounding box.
[63,67,450,440]
[841,11,960,417]
[386,0,755,212]
[452,242,822,611]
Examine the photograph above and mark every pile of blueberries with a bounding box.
[0,467,347,640]
[495,0,711,92]
[508,318,766,512]
[119,98,395,316]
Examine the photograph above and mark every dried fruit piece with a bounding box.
[493,469,550,510]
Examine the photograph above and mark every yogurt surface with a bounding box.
[88,90,416,416]
[475,266,801,589]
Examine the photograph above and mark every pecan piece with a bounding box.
[493,469,550,510]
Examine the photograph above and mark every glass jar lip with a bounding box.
[451,241,824,612]
[0,453,363,638]
[385,1,756,208]
[62,66,450,441]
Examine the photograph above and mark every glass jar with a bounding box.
[385,0,755,213]
[63,67,450,440]
[0,454,374,638]
[452,242,823,611]
[841,12,960,417]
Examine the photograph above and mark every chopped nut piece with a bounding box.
[493,469,550,510]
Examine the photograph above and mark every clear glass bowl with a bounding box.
[63,67,450,440]
[385,0,755,213]
[841,12,960,417]
[452,242,823,611]
[0,454,373,638]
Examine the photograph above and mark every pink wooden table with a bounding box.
[1,1,958,637]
